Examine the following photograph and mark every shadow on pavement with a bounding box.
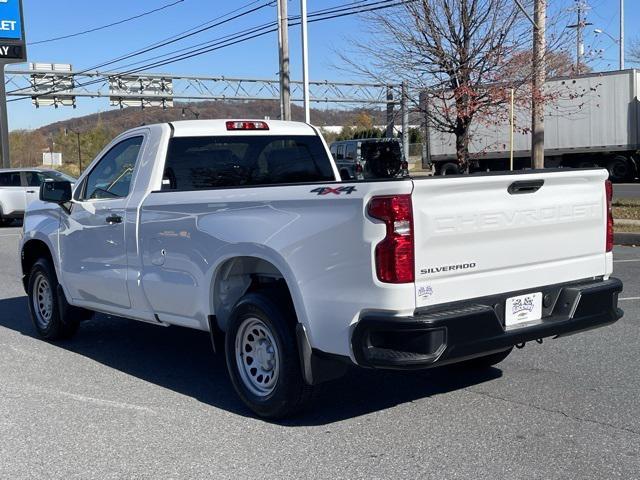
[0,295,502,425]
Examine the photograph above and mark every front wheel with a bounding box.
[27,258,86,340]
[225,292,312,419]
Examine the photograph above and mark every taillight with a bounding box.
[367,195,414,283]
[605,179,614,252]
[226,121,269,131]
[355,163,363,174]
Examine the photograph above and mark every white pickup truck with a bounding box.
[20,119,623,418]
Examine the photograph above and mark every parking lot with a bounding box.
[0,224,638,479]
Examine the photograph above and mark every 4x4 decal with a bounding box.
[311,186,357,196]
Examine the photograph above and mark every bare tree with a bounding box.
[629,38,640,65]
[342,0,570,172]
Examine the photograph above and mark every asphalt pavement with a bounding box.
[0,224,638,479]
[613,183,640,200]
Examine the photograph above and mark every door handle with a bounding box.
[26,190,36,193]
[508,180,544,195]
[106,214,123,224]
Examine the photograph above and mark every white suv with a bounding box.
[0,168,75,226]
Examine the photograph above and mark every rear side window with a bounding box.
[163,135,335,190]
[24,172,46,187]
[345,143,356,160]
[0,172,22,186]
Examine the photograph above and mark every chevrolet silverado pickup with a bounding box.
[19,119,623,418]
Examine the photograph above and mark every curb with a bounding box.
[614,233,640,246]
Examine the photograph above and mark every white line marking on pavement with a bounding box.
[619,297,640,301]
[50,389,158,414]
[614,259,640,263]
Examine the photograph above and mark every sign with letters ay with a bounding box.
[0,0,25,61]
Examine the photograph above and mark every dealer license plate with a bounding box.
[505,292,543,327]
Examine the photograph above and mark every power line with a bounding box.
[15,0,379,96]
[92,0,409,77]
[10,0,413,103]
[112,0,396,74]
[29,0,187,46]
[10,0,275,95]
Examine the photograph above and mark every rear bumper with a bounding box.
[351,278,624,369]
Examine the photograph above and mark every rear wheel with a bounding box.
[225,291,312,419]
[27,258,89,340]
[607,156,632,182]
[457,347,513,369]
[439,162,460,176]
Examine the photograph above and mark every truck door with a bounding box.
[59,136,144,309]
[0,171,25,218]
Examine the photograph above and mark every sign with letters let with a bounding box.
[0,0,25,61]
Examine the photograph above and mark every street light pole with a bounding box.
[300,0,310,123]
[620,0,625,70]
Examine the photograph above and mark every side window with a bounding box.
[81,137,143,200]
[0,172,21,186]
[336,145,344,160]
[24,172,46,187]
[345,143,356,160]
[330,144,337,160]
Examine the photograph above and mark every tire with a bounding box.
[225,291,312,419]
[439,162,460,176]
[457,347,513,370]
[607,156,632,183]
[27,258,83,340]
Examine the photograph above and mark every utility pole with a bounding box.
[300,0,310,123]
[65,128,82,173]
[277,0,291,121]
[620,0,625,69]
[567,1,592,74]
[385,87,394,138]
[401,81,409,163]
[0,67,10,169]
[531,0,546,169]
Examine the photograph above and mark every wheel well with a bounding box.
[212,257,296,332]
[21,239,54,292]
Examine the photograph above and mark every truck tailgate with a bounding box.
[412,169,609,308]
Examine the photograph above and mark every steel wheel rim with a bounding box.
[235,317,280,397]
[32,273,53,329]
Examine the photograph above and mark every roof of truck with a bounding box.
[169,119,317,137]
[0,168,55,173]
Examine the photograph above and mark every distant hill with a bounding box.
[37,100,387,136]
[9,100,389,174]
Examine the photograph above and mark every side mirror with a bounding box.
[40,180,72,204]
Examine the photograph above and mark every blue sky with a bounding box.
[7,0,639,130]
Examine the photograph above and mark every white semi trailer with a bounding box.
[428,69,640,182]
